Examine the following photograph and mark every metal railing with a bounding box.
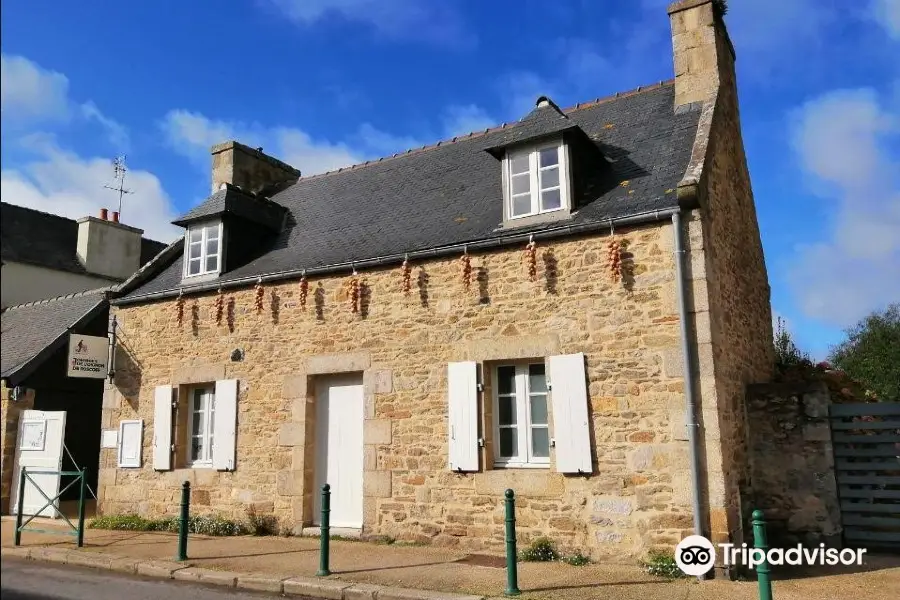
[14,467,87,547]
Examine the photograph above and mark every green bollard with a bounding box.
[76,469,87,548]
[176,481,190,562]
[14,467,26,546]
[504,489,520,596]
[316,484,331,577]
[752,509,773,600]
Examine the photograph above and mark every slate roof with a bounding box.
[172,184,287,231]
[1,288,109,382]
[0,202,167,277]
[122,82,701,301]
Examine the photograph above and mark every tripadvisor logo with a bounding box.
[675,535,867,576]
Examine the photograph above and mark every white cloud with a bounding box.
[161,104,503,177]
[0,53,70,122]
[0,53,129,149]
[872,0,900,38]
[788,88,900,326]
[262,0,473,46]
[1,135,180,243]
[161,109,363,176]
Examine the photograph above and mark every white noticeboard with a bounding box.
[67,334,109,379]
[20,420,47,451]
[101,429,118,449]
[118,420,143,468]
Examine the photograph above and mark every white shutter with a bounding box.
[152,385,173,470]
[213,379,238,471]
[548,353,592,474]
[447,361,479,472]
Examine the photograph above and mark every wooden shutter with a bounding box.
[548,353,592,474]
[152,385,173,470]
[447,361,479,472]
[213,379,238,471]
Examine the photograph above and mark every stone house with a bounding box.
[96,0,774,560]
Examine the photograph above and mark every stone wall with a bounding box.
[670,0,775,548]
[211,141,301,194]
[99,224,713,560]
[745,382,841,547]
[0,382,35,513]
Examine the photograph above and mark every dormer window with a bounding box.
[504,140,571,220]
[184,221,222,278]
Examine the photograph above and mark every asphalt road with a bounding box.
[0,558,298,600]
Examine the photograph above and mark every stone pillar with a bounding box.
[0,382,35,514]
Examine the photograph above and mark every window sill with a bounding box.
[497,208,573,231]
[187,462,214,469]
[181,272,221,285]
[493,462,550,470]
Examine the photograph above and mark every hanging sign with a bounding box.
[67,334,109,379]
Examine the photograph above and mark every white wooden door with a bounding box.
[313,374,364,528]
[10,410,67,517]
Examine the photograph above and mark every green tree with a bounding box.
[774,316,811,369]
[829,304,900,401]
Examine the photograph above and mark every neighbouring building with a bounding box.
[95,0,774,563]
[0,205,169,514]
[0,202,166,309]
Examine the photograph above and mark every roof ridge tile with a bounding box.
[297,80,675,183]
[3,287,111,311]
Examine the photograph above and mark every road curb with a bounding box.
[0,546,487,600]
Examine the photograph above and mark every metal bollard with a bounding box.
[316,484,331,576]
[752,509,773,600]
[14,467,26,546]
[504,489,520,596]
[176,481,191,562]
[77,468,87,548]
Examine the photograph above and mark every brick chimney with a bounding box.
[668,0,736,106]
[210,141,301,195]
[76,208,143,280]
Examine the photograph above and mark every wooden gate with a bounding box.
[829,402,900,551]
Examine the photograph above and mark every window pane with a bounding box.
[510,154,529,175]
[188,258,201,275]
[189,243,202,260]
[512,195,532,217]
[539,147,558,168]
[528,364,546,393]
[205,255,219,272]
[498,396,517,426]
[531,428,550,457]
[541,188,561,211]
[206,239,219,255]
[540,167,559,189]
[189,229,202,243]
[499,428,517,458]
[530,394,548,425]
[206,225,220,241]
[511,173,530,195]
[191,437,202,461]
[497,366,515,395]
[209,395,216,438]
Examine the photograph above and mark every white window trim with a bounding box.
[186,385,216,468]
[492,362,551,469]
[183,221,223,279]
[503,141,570,221]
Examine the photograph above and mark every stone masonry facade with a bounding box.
[99,225,717,560]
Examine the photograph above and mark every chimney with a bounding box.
[210,141,302,195]
[76,214,144,280]
[668,0,736,106]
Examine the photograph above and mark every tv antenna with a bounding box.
[103,155,134,217]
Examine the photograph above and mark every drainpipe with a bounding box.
[671,211,705,554]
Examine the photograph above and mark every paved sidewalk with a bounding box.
[2,518,898,600]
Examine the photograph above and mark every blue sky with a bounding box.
[1,0,898,358]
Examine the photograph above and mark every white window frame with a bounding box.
[504,140,570,220]
[183,221,223,278]
[492,362,551,469]
[186,385,216,468]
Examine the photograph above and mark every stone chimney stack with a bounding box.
[668,0,736,106]
[76,208,143,280]
[210,141,302,195]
